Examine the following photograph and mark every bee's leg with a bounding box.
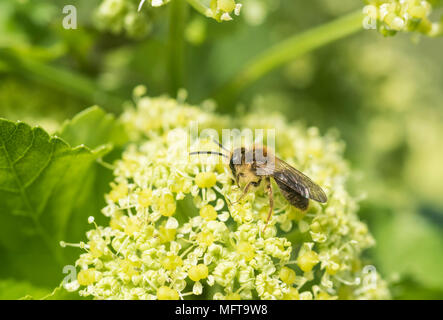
[233,179,261,204]
[231,182,253,205]
[263,177,274,232]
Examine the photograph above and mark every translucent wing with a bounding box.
[256,157,327,203]
[274,179,310,210]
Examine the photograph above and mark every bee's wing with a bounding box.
[257,158,327,203]
[274,178,310,210]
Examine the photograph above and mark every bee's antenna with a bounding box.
[190,151,229,158]
[212,139,230,153]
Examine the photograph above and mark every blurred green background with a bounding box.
[0,0,442,299]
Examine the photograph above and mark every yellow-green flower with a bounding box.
[95,0,156,38]
[364,0,441,36]
[67,90,389,300]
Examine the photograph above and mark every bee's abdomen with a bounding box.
[276,180,309,211]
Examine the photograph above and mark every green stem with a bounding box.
[186,0,211,17]
[212,9,364,109]
[285,227,309,244]
[0,48,124,112]
[169,0,189,95]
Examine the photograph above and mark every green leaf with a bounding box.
[0,279,50,300]
[57,106,129,244]
[39,284,88,300]
[391,277,443,300]
[59,106,128,149]
[0,118,110,288]
[371,211,443,290]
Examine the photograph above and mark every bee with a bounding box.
[190,141,327,230]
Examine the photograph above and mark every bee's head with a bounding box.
[229,147,247,180]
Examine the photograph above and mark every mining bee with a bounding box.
[190,140,327,230]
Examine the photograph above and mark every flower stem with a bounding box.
[169,0,189,95]
[186,0,211,17]
[212,9,364,110]
[0,48,124,111]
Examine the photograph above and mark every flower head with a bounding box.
[67,90,389,300]
[96,0,242,36]
[95,0,164,38]
[364,0,441,36]
[209,0,243,21]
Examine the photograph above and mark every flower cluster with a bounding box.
[95,0,163,38]
[95,0,242,36]
[363,0,442,36]
[65,90,390,299]
[208,0,243,22]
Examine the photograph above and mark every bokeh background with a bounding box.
[0,0,442,299]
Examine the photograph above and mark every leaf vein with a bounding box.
[12,127,36,164]
[0,124,18,146]
[23,140,54,190]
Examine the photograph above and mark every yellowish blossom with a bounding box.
[68,93,389,300]
[364,0,441,36]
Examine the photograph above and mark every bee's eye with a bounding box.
[238,173,245,177]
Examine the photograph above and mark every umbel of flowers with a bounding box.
[364,0,442,36]
[95,0,155,38]
[95,0,243,37]
[65,89,390,300]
